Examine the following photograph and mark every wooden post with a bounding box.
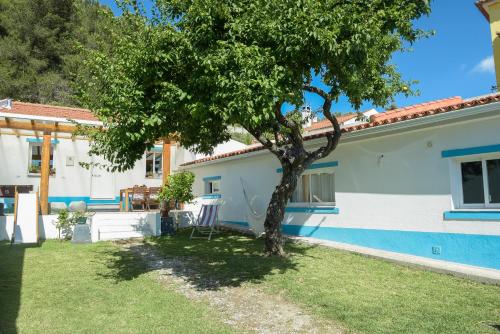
[39,132,51,215]
[162,139,171,185]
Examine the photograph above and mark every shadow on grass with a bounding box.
[0,241,42,334]
[97,229,317,291]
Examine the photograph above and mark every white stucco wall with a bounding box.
[183,112,500,237]
[0,134,163,200]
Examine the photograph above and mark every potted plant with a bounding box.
[158,171,195,234]
[54,209,88,241]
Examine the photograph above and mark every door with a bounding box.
[90,157,116,199]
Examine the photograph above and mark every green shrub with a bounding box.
[54,209,88,240]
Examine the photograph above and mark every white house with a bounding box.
[0,101,247,212]
[180,93,500,270]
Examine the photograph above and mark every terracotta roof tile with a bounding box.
[304,113,357,131]
[181,93,500,167]
[2,101,98,122]
[370,96,463,122]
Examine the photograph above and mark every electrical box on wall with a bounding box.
[431,246,441,255]
[66,156,75,166]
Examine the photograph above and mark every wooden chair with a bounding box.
[131,185,147,211]
[147,187,161,210]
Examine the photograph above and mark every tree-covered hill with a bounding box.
[0,0,110,106]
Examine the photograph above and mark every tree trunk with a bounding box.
[264,168,299,256]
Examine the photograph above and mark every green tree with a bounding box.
[0,0,110,105]
[159,171,196,216]
[79,0,431,255]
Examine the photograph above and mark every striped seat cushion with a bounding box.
[197,204,219,227]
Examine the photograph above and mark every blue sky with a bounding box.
[100,0,496,114]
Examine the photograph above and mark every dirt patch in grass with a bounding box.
[121,240,344,334]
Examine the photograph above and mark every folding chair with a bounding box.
[189,204,220,240]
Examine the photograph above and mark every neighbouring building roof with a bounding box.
[181,93,500,167]
[303,113,357,132]
[1,101,98,122]
[476,0,495,20]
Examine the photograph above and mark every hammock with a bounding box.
[239,177,266,237]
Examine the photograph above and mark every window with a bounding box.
[145,151,162,178]
[291,172,335,205]
[28,143,55,175]
[458,157,500,208]
[206,180,221,194]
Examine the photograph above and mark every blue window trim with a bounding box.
[151,146,163,153]
[26,138,59,145]
[203,194,222,199]
[285,206,339,214]
[443,211,500,221]
[203,176,222,182]
[277,161,338,173]
[441,144,500,158]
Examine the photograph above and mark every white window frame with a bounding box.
[205,180,221,194]
[288,169,336,207]
[28,142,55,176]
[451,153,500,209]
[145,151,163,179]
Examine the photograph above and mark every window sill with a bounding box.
[203,194,222,199]
[443,211,500,221]
[285,206,339,214]
[28,173,56,178]
[145,176,162,179]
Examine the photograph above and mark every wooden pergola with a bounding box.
[0,112,172,215]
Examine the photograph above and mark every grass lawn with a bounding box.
[148,231,500,334]
[0,241,234,334]
[1,232,499,334]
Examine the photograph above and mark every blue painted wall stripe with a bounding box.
[1,196,121,211]
[441,143,500,158]
[48,196,121,205]
[203,176,222,181]
[222,220,249,227]
[285,207,339,214]
[277,161,338,173]
[444,211,500,221]
[26,138,60,144]
[202,194,222,199]
[282,225,500,270]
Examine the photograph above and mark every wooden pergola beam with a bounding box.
[4,117,21,137]
[31,120,39,138]
[162,139,171,185]
[0,119,77,134]
[39,132,51,215]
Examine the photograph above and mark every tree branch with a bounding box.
[274,100,304,149]
[302,85,342,163]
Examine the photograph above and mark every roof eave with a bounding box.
[180,101,500,169]
[0,111,103,126]
[476,0,492,21]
